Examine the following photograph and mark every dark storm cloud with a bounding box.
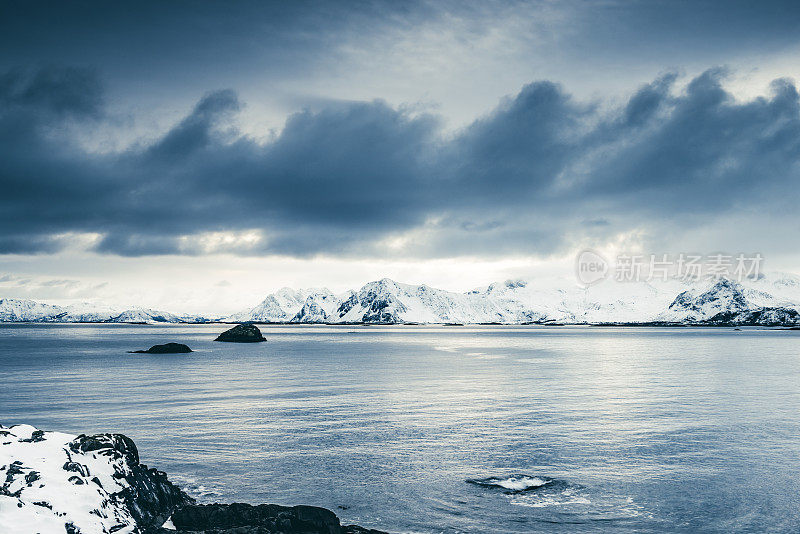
[3,1,799,72]
[0,66,103,119]
[0,65,799,257]
[584,72,800,210]
[147,89,242,161]
[0,0,441,97]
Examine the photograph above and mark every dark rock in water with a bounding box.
[214,323,266,343]
[68,433,195,529]
[130,343,193,354]
[146,503,387,534]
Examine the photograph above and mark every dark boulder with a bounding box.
[173,503,339,533]
[214,324,266,343]
[130,343,193,354]
[145,502,388,533]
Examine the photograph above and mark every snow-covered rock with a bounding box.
[0,425,387,534]
[0,424,192,534]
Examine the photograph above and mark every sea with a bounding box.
[1,323,799,533]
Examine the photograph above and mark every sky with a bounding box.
[1,0,800,315]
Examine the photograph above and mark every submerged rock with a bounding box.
[149,502,388,533]
[130,342,193,354]
[214,323,266,343]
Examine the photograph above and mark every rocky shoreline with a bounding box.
[147,503,387,534]
[0,424,388,534]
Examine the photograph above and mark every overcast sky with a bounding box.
[1,0,800,314]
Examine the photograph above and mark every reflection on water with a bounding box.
[1,324,799,533]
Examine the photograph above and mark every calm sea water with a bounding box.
[1,324,799,533]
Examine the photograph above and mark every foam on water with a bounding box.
[468,474,600,513]
[466,474,556,493]
[168,474,224,501]
[510,485,591,508]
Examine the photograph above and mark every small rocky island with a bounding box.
[130,342,193,354]
[215,323,266,343]
[0,424,388,534]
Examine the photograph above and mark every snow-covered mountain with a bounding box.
[657,277,800,325]
[659,279,751,322]
[470,277,691,324]
[225,288,340,323]
[109,308,183,324]
[229,273,800,326]
[291,291,343,323]
[0,298,211,324]
[59,301,121,322]
[4,272,800,326]
[335,278,487,323]
[0,299,64,322]
[227,277,697,324]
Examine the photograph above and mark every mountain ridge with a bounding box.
[227,273,800,326]
[2,273,800,326]
[0,298,213,324]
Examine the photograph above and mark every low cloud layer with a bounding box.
[1,66,799,259]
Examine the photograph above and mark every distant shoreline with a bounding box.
[1,321,798,329]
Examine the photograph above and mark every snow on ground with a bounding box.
[0,424,138,534]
